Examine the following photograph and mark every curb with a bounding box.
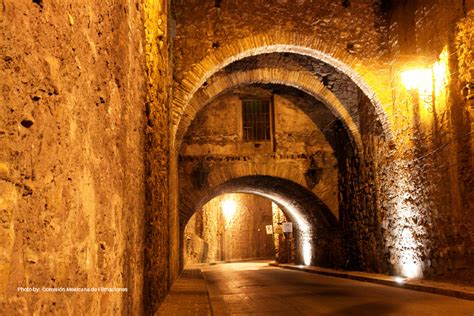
[269,263,474,301]
[208,258,274,265]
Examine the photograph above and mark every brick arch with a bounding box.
[174,67,362,152]
[181,175,341,266]
[172,32,393,144]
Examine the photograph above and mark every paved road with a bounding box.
[202,261,474,316]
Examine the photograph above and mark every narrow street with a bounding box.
[3,2,474,314]
[202,262,474,315]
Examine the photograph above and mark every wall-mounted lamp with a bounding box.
[401,68,433,94]
[401,68,434,111]
[304,157,323,189]
[400,48,449,113]
[191,160,210,189]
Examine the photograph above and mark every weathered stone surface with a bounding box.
[184,193,274,264]
[142,0,178,314]
[173,0,389,82]
[381,0,474,278]
[1,1,474,314]
[0,0,147,314]
[179,86,339,218]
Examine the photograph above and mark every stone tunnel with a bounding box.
[1,0,474,314]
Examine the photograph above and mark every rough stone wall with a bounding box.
[142,0,177,313]
[180,87,339,217]
[184,193,274,265]
[170,0,393,133]
[172,0,388,83]
[0,1,147,314]
[338,96,389,273]
[455,9,474,259]
[382,0,474,278]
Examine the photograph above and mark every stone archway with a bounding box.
[173,35,394,277]
[182,175,341,267]
[174,68,362,152]
[171,32,393,143]
[179,155,337,225]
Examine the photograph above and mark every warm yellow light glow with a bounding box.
[401,47,449,104]
[390,172,425,279]
[433,47,449,97]
[395,276,405,284]
[401,68,433,94]
[221,199,237,224]
[302,235,312,266]
[267,197,312,266]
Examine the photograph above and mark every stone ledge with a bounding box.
[269,263,474,301]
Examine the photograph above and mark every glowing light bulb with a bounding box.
[221,199,237,224]
[401,68,432,94]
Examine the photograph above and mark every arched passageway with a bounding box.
[3,1,474,315]
[177,64,391,274]
[171,14,434,303]
[171,33,394,145]
[183,176,339,267]
[174,66,363,151]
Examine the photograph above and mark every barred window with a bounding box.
[242,100,271,141]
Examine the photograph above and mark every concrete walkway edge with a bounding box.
[270,263,474,301]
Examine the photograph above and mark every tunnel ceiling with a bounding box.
[177,51,367,226]
[215,52,362,125]
[222,53,358,93]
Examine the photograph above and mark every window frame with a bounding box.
[241,98,275,143]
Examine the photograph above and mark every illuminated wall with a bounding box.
[184,194,274,264]
[0,0,156,314]
[382,1,474,278]
[174,0,474,282]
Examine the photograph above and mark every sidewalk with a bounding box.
[156,266,212,316]
[270,262,474,301]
